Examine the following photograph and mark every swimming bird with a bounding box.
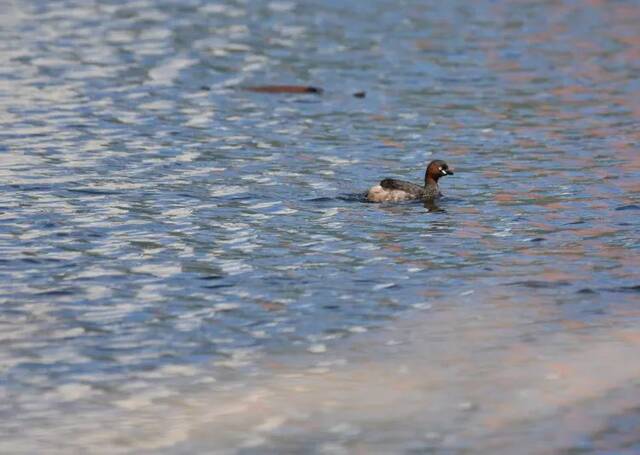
[366,159,454,202]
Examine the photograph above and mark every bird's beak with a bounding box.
[442,168,454,176]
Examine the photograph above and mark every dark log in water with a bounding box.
[242,85,366,98]
[242,85,324,94]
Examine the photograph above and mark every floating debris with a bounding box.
[240,85,367,98]
[242,85,324,94]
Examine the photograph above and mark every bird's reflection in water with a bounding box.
[424,199,445,212]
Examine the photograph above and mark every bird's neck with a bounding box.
[424,176,439,189]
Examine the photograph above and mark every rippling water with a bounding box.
[1,0,639,453]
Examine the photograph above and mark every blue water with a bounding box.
[1,0,639,452]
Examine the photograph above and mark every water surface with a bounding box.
[0,0,639,453]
